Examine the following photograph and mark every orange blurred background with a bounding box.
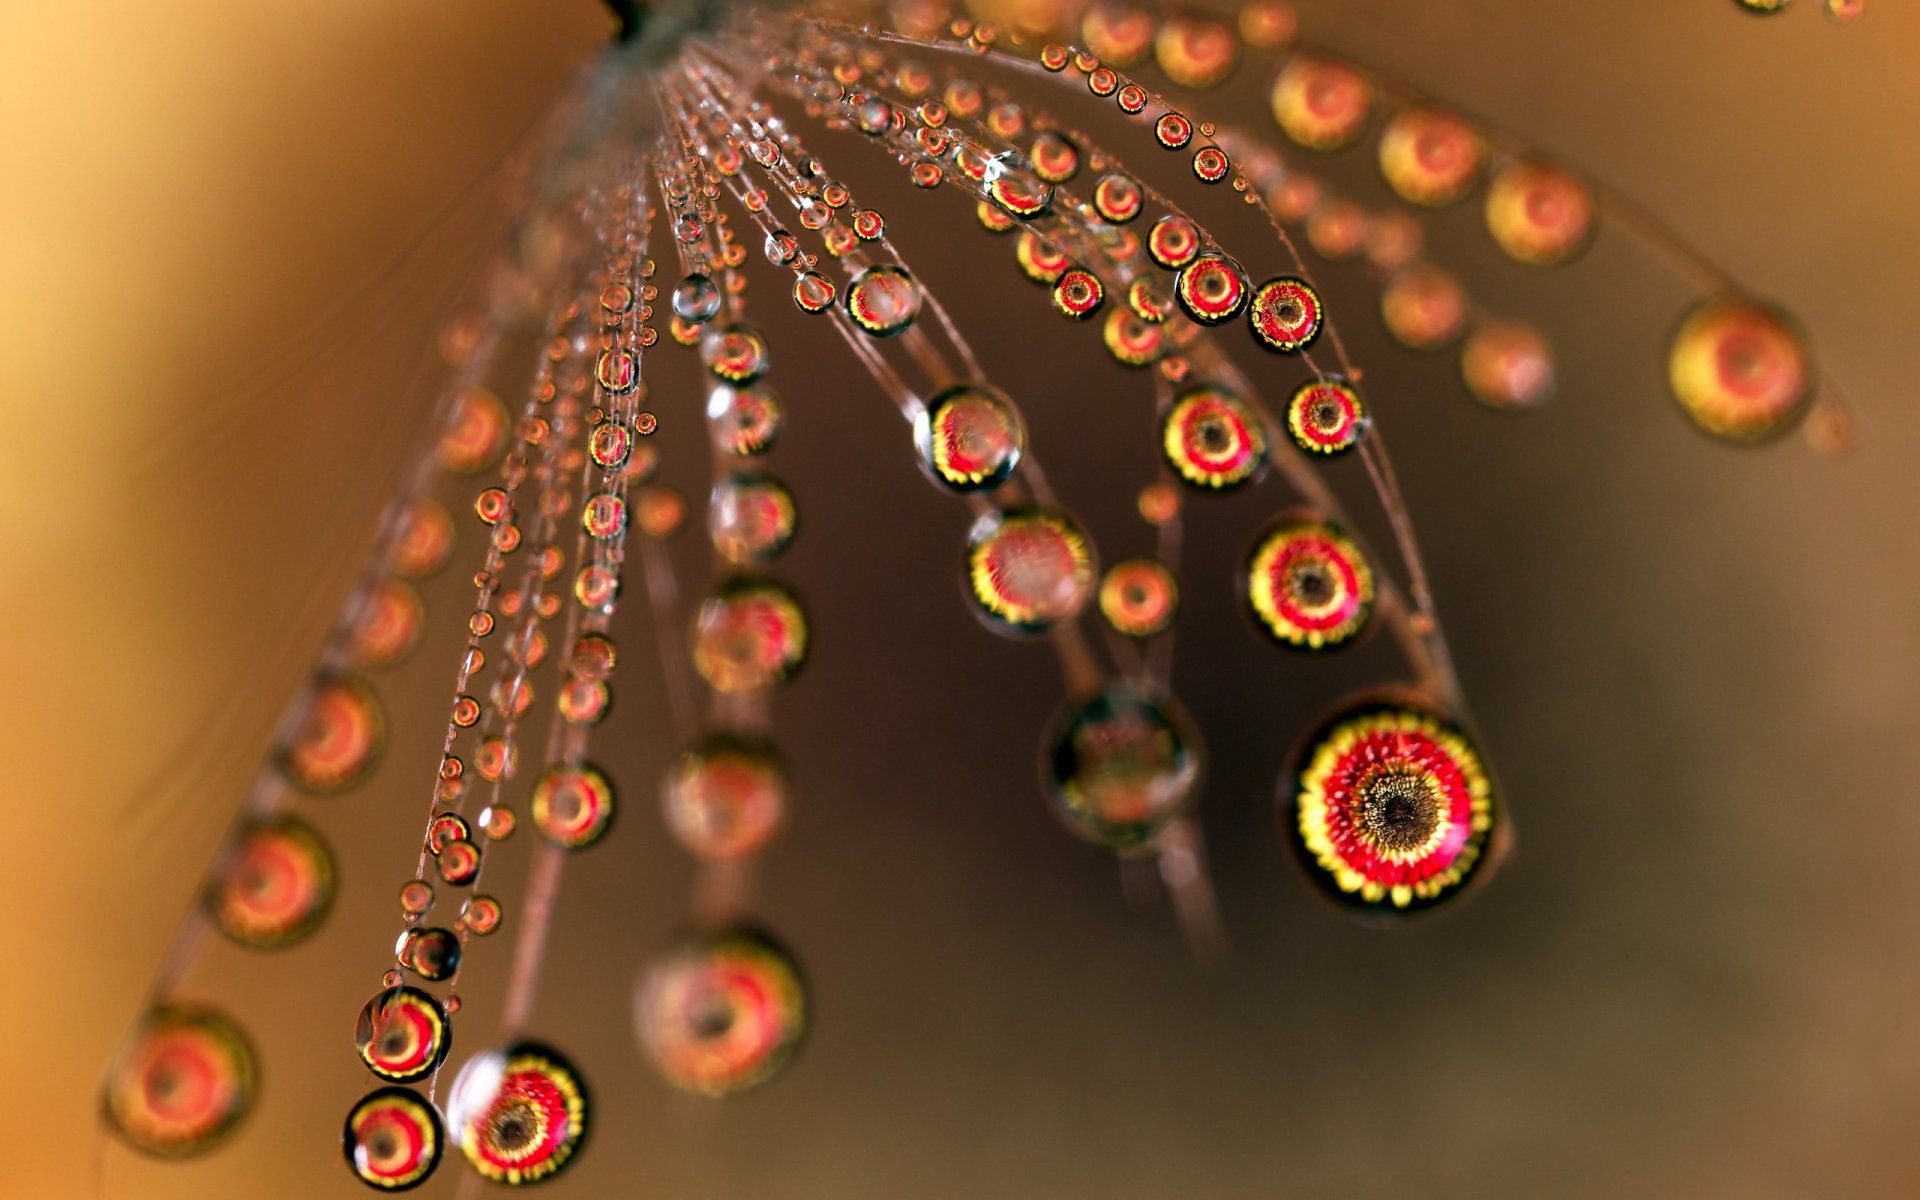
[3,2,1919,1197]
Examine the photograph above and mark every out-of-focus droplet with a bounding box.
[707,384,783,457]
[1485,160,1594,266]
[964,507,1095,634]
[1271,56,1372,150]
[1103,308,1165,367]
[637,928,807,1097]
[702,323,771,384]
[347,579,424,670]
[1667,297,1814,442]
[1146,215,1202,270]
[1381,264,1467,350]
[1461,321,1556,410]
[104,1005,256,1157]
[1081,1,1155,66]
[1099,559,1180,638]
[692,578,810,692]
[436,388,510,475]
[1305,200,1366,259]
[1015,229,1071,283]
[1029,131,1081,182]
[1156,10,1242,89]
[1239,0,1298,49]
[280,676,386,795]
[207,818,335,948]
[1092,173,1144,224]
[710,473,798,563]
[389,500,455,580]
[1377,107,1484,207]
[1045,685,1201,851]
[665,734,787,861]
[482,805,518,841]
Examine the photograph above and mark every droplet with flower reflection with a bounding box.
[1287,701,1497,913]
[355,986,451,1085]
[342,1086,444,1191]
[1045,685,1202,851]
[914,383,1026,492]
[1245,518,1375,650]
[1667,297,1814,443]
[207,817,335,948]
[104,1005,256,1157]
[637,927,808,1097]
[448,1042,589,1186]
[964,507,1095,634]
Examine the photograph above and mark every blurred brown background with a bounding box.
[4,1,1919,1196]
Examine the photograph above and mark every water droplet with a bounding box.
[447,1043,587,1184]
[1099,560,1180,638]
[1270,55,1373,150]
[671,272,722,323]
[710,473,799,563]
[396,927,460,981]
[1378,107,1484,207]
[531,763,617,849]
[1286,701,1497,913]
[692,578,810,692]
[1667,298,1813,442]
[914,383,1026,492]
[1285,378,1367,455]
[844,264,921,337]
[665,734,787,861]
[637,928,807,1097]
[1162,384,1267,490]
[398,878,433,916]
[964,507,1095,635]
[355,986,450,1084]
[1485,160,1594,266]
[207,818,335,948]
[104,1005,256,1157]
[342,1086,444,1189]
[461,895,503,936]
[1245,518,1374,650]
[1045,686,1201,850]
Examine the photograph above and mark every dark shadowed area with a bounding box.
[3,2,1918,1197]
